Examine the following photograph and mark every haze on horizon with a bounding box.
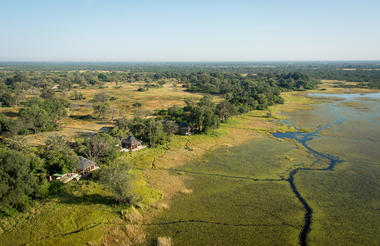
[1,0,380,62]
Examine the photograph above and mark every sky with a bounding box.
[1,0,380,62]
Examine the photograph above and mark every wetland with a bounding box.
[147,92,380,245]
[1,65,380,246]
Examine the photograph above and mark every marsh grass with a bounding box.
[121,207,143,224]
[147,177,304,245]
[0,181,122,245]
[156,236,172,246]
[2,89,357,245]
[146,89,380,245]
[278,95,380,245]
[296,161,380,245]
[0,90,298,245]
[172,137,317,180]
[143,94,326,245]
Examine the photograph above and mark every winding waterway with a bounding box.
[149,92,380,245]
[273,114,343,245]
[272,92,380,245]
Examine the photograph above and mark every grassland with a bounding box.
[0,85,313,245]
[147,178,304,245]
[0,81,210,145]
[145,81,380,245]
[140,92,323,245]
[2,79,378,245]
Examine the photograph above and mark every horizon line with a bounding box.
[1,60,380,63]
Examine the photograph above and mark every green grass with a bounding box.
[3,89,378,245]
[0,181,122,246]
[145,129,319,245]
[147,177,304,245]
[171,137,316,180]
[296,162,380,246]
[281,97,380,245]
[146,92,380,245]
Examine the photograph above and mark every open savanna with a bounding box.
[6,81,211,145]
[67,82,205,115]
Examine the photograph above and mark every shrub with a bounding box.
[48,180,64,195]
[93,92,110,102]
[72,91,85,100]
[0,147,42,213]
[81,133,119,164]
[43,135,79,174]
[100,164,140,205]
[133,102,142,107]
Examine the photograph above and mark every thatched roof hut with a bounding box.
[121,136,142,149]
[78,156,99,174]
[177,122,192,136]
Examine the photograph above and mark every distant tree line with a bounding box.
[1,62,378,89]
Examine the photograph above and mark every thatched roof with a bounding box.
[178,122,189,129]
[78,156,97,171]
[121,136,141,147]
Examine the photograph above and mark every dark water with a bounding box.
[149,93,380,245]
[272,92,380,245]
[273,124,342,246]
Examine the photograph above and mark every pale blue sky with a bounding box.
[1,0,379,61]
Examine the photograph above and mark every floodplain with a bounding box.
[1,80,379,246]
[147,91,380,245]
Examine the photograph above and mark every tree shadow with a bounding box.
[78,131,96,137]
[1,111,19,117]
[57,190,115,206]
[97,121,112,125]
[69,114,94,120]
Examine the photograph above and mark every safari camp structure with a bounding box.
[78,156,99,175]
[50,173,81,183]
[120,136,146,152]
[177,122,192,136]
[49,156,99,183]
